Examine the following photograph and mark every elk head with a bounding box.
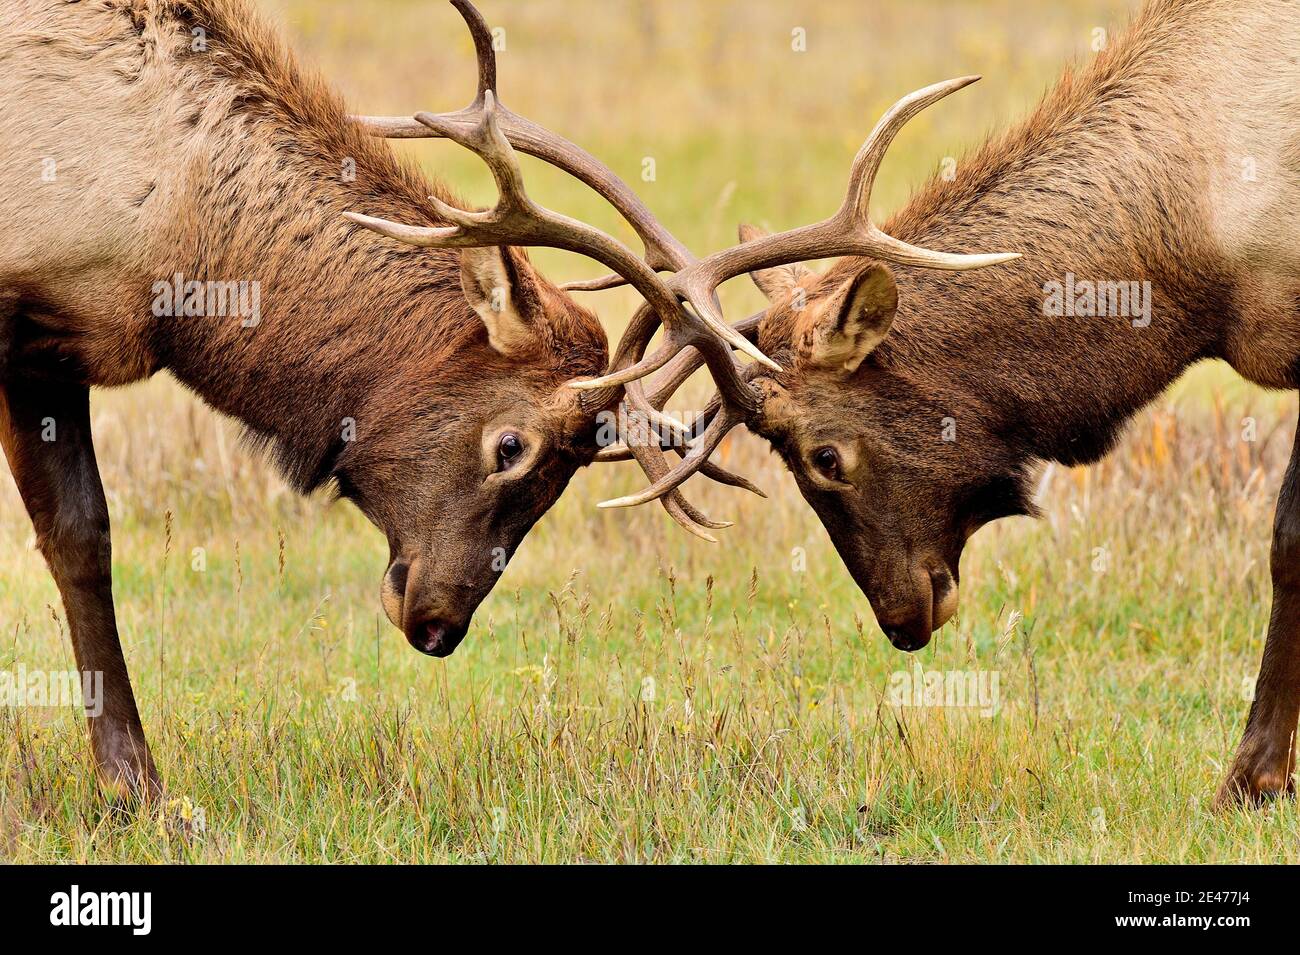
[340,242,609,659]
[744,254,1042,652]
[345,0,773,656]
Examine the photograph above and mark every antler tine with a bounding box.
[350,93,664,281]
[622,437,730,543]
[690,451,765,497]
[646,311,766,407]
[622,377,764,495]
[572,301,767,415]
[601,380,731,540]
[601,376,756,538]
[561,273,633,293]
[353,2,777,377]
[591,306,765,523]
[603,310,762,466]
[597,439,764,497]
[348,95,765,422]
[569,284,777,393]
[589,305,767,518]
[348,96,762,520]
[599,344,760,513]
[600,403,748,510]
[460,0,496,99]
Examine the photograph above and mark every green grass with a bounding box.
[3,0,1298,863]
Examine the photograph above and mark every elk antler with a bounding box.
[347,0,773,541]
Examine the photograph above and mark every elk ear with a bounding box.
[459,246,546,357]
[794,263,897,376]
[738,223,814,302]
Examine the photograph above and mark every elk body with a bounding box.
[0,0,773,798]
[707,0,1300,807]
[0,0,615,796]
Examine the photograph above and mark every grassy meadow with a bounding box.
[3,0,1299,862]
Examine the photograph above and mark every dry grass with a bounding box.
[1,0,1297,863]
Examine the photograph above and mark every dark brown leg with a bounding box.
[0,377,159,800]
[1216,415,1300,808]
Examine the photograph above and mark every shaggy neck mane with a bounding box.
[136,0,507,491]
[797,0,1240,468]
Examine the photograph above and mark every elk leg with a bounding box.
[0,377,160,800]
[1216,415,1300,808]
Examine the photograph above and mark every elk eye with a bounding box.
[812,446,841,479]
[497,432,525,470]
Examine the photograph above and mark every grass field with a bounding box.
[3,0,1299,863]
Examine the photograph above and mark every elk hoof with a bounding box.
[1213,759,1295,811]
[97,762,163,806]
[94,735,163,805]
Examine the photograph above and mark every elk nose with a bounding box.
[406,618,467,658]
[884,626,930,653]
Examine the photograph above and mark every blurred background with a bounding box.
[4,0,1297,862]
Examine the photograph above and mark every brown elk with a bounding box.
[607,0,1300,808]
[0,0,784,798]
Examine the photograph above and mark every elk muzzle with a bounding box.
[858,558,959,653]
[382,557,474,658]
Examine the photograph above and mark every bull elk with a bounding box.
[606,0,1298,808]
[0,0,781,798]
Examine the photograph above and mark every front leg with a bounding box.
[0,377,159,800]
[1217,415,1300,808]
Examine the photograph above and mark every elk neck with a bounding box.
[866,0,1300,469]
[134,6,483,493]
